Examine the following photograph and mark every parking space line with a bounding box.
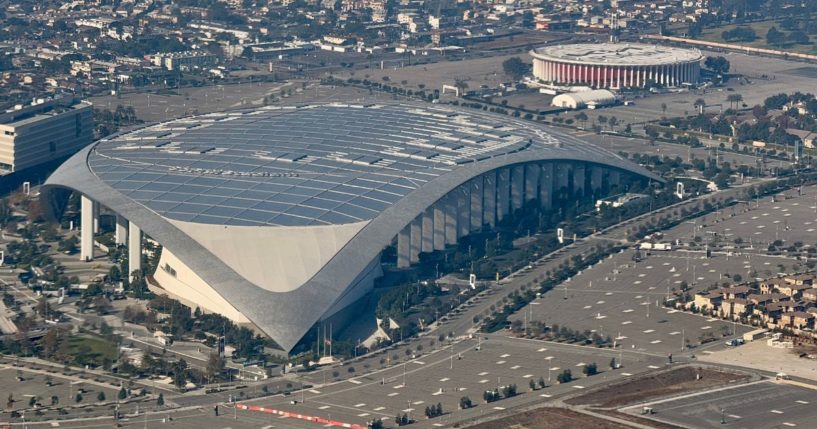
[387,393,399,397]
[478,371,489,376]
[439,377,449,382]
[540,394,552,398]
[354,403,366,407]
[771,409,784,414]
[796,400,809,404]
[493,406,505,410]
[479,379,489,383]
[374,406,386,411]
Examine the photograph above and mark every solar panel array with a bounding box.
[89,103,572,227]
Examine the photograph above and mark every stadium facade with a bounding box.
[531,43,702,89]
[44,103,659,353]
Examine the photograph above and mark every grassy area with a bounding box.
[68,335,118,367]
[694,19,817,55]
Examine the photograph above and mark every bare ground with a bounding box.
[462,407,631,429]
[565,366,749,408]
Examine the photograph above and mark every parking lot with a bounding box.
[231,334,667,429]
[512,249,758,356]
[629,380,817,428]
[662,185,817,253]
[0,365,120,411]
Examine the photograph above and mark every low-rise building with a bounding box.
[0,97,93,174]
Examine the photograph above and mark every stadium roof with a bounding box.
[531,42,702,66]
[89,103,624,227]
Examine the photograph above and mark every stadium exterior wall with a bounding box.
[531,51,701,89]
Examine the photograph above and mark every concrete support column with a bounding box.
[609,170,621,193]
[469,177,483,232]
[421,208,434,253]
[93,201,100,234]
[554,163,570,203]
[444,193,457,246]
[410,217,422,263]
[456,185,470,239]
[572,163,586,199]
[433,203,446,250]
[115,215,128,245]
[80,195,95,262]
[539,163,553,210]
[496,168,511,222]
[590,166,604,196]
[128,221,142,282]
[483,171,497,228]
[397,225,411,268]
[524,163,539,204]
[510,165,525,211]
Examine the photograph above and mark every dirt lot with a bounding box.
[595,410,685,429]
[463,407,630,429]
[566,366,749,408]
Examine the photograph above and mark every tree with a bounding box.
[98,391,106,402]
[157,393,164,406]
[369,419,384,429]
[575,112,588,129]
[704,56,730,75]
[765,93,789,110]
[75,393,83,403]
[454,79,468,96]
[767,26,786,46]
[556,369,573,384]
[727,94,743,109]
[206,353,225,381]
[502,57,528,81]
[537,376,546,389]
[583,362,598,376]
[610,357,618,369]
[694,98,706,114]
[608,116,619,131]
[118,387,127,400]
[6,393,12,408]
[459,396,472,409]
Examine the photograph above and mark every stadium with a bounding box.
[530,42,702,89]
[43,103,659,353]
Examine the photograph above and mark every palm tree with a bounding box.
[454,79,469,97]
[726,93,743,110]
[575,112,588,129]
[608,116,618,131]
[694,98,706,114]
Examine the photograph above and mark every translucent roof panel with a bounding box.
[88,103,571,227]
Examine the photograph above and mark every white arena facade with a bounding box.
[44,103,659,353]
[531,43,703,89]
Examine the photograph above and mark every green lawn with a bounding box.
[693,19,817,55]
[68,335,118,367]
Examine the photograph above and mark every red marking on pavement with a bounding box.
[236,403,368,428]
